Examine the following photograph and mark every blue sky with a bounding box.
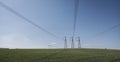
[0,0,120,49]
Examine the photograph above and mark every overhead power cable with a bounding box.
[95,23,120,36]
[73,0,79,37]
[0,2,59,38]
[86,23,120,42]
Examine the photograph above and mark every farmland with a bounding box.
[0,48,120,62]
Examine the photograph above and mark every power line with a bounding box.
[0,2,59,38]
[85,23,120,43]
[73,0,79,37]
[95,23,120,36]
[70,0,79,49]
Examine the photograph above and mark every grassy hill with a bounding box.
[0,48,120,62]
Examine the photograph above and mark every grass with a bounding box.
[0,48,120,62]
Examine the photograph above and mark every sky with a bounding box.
[0,0,120,49]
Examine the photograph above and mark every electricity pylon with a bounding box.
[71,36,74,48]
[64,36,67,48]
[78,36,81,48]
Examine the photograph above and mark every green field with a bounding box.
[0,48,120,62]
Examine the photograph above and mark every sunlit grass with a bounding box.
[0,48,120,62]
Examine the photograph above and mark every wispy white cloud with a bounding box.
[47,42,57,48]
[51,42,56,45]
